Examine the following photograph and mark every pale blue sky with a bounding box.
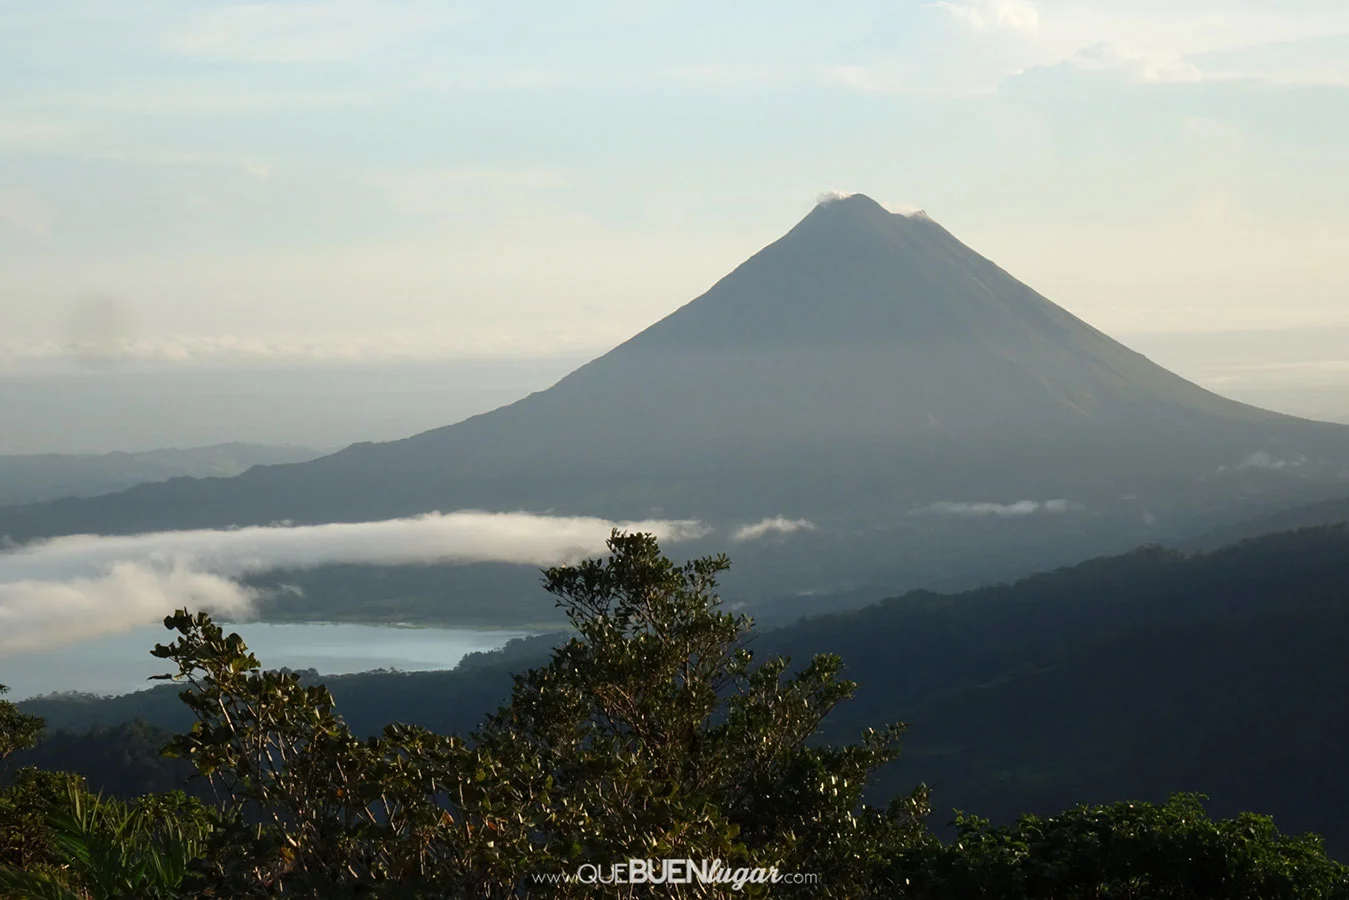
[3,0,1349,371]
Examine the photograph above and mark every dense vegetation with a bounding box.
[4,532,1348,896]
[786,524,1349,846]
[26,524,1349,857]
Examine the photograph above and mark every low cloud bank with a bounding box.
[730,517,816,543]
[0,511,708,654]
[914,499,1080,518]
[0,563,255,657]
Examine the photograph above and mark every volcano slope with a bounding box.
[3,194,1346,602]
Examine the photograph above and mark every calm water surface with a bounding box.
[1,622,534,700]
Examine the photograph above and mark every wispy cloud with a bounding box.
[1216,452,1306,473]
[913,499,1081,518]
[30,85,379,116]
[663,64,791,89]
[372,168,568,215]
[164,1,469,64]
[0,511,709,653]
[0,330,606,371]
[926,0,1040,34]
[1064,41,1204,84]
[730,517,816,543]
[1191,34,1349,88]
[1203,359,1349,386]
[0,563,257,658]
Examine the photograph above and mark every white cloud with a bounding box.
[927,0,1040,34]
[730,517,816,543]
[914,499,1081,518]
[0,563,255,656]
[829,5,1349,94]
[1007,6,1349,87]
[1066,41,1203,84]
[0,511,709,653]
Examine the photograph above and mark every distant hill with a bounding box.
[770,524,1349,850]
[1179,493,1349,551]
[22,524,1349,855]
[0,443,327,508]
[3,194,1347,602]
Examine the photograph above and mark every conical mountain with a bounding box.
[2,195,1346,576]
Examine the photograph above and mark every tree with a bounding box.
[0,684,42,763]
[150,531,929,897]
[0,768,81,878]
[0,781,213,900]
[0,683,65,878]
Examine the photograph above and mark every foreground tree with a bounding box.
[0,683,66,879]
[0,684,42,773]
[152,532,929,896]
[893,793,1349,900]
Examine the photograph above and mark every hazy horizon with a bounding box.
[2,323,1347,455]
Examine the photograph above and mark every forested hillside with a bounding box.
[4,532,1347,897]
[15,524,1349,861]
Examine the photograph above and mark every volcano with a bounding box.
[3,194,1347,594]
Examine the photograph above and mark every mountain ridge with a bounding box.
[0,443,326,509]
[1,195,1346,601]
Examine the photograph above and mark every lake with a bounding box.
[0,622,535,700]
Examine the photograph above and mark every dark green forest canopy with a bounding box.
[6,528,1349,896]
[23,524,1349,846]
